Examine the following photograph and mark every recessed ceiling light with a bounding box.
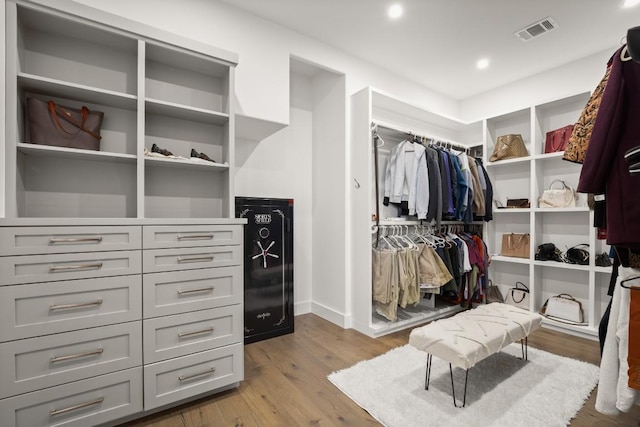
[623,0,640,7]
[477,58,490,70]
[388,4,403,19]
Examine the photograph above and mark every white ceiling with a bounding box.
[216,0,640,100]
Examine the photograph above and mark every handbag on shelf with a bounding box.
[489,134,529,162]
[507,198,530,208]
[495,198,530,209]
[535,243,564,262]
[544,124,575,154]
[540,294,586,324]
[27,97,104,151]
[486,280,504,304]
[565,244,589,265]
[538,180,576,208]
[504,282,530,310]
[501,233,530,259]
[563,66,611,164]
[595,252,613,267]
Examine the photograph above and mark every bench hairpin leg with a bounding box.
[449,363,469,408]
[520,336,528,360]
[425,354,432,390]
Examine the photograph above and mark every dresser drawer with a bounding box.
[0,367,142,427]
[143,305,242,363]
[143,246,241,273]
[0,322,142,399]
[0,276,141,342]
[143,266,242,318]
[0,226,141,256]
[143,225,241,249]
[0,251,142,285]
[143,343,242,410]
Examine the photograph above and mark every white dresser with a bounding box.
[0,220,245,427]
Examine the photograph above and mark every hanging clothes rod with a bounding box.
[371,121,471,153]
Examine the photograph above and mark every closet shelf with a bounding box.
[144,155,229,171]
[370,304,463,338]
[145,98,229,125]
[490,255,530,265]
[533,260,590,271]
[532,152,565,161]
[493,208,530,214]
[19,72,137,110]
[17,142,137,163]
[533,207,590,213]
[486,156,531,167]
[541,318,597,336]
[235,114,287,141]
[595,266,614,274]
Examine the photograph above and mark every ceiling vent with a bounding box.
[514,17,558,42]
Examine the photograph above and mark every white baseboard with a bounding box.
[293,299,351,329]
[294,300,312,315]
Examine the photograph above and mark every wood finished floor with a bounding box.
[119,313,640,427]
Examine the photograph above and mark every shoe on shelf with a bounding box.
[191,148,216,163]
[152,143,173,156]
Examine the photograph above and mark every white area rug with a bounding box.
[328,344,599,427]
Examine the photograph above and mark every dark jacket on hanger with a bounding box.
[578,46,640,250]
[475,159,493,222]
[437,151,452,219]
[425,146,442,225]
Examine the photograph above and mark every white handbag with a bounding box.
[540,294,585,324]
[503,282,530,310]
[538,180,576,208]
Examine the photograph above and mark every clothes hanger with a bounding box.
[620,276,640,290]
[417,225,437,248]
[400,226,419,250]
[412,227,430,246]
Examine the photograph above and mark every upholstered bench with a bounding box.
[409,303,544,407]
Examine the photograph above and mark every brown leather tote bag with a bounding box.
[27,97,104,151]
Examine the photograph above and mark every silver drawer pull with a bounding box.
[49,299,103,311]
[49,236,103,244]
[49,262,103,272]
[177,233,214,240]
[177,256,214,263]
[178,367,216,381]
[50,397,104,416]
[50,348,104,363]
[178,327,214,338]
[177,286,214,295]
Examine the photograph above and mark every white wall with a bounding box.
[235,73,314,314]
[311,69,347,325]
[460,48,614,123]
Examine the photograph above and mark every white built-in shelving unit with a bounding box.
[0,1,246,425]
[485,91,611,339]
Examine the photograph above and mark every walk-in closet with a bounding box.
[1,1,639,426]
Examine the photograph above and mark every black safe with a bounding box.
[235,197,294,344]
